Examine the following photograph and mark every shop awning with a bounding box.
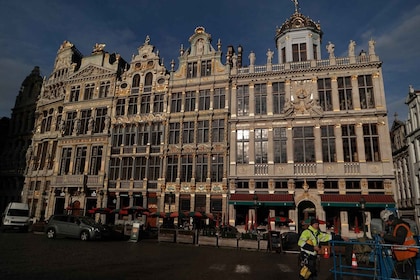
[229,193,294,206]
[320,194,395,208]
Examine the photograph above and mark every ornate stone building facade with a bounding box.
[22,5,396,236]
[399,86,420,230]
[0,67,42,213]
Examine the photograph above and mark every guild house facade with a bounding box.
[22,4,395,236]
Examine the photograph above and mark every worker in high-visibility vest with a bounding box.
[380,209,418,280]
[298,218,348,280]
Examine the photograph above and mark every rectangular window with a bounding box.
[183,121,195,144]
[197,120,209,143]
[321,125,336,162]
[116,99,125,116]
[255,128,268,163]
[109,157,120,180]
[212,119,224,143]
[213,88,225,110]
[211,154,223,182]
[342,124,358,162]
[94,107,107,133]
[292,43,307,62]
[38,142,48,170]
[70,86,80,102]
[150,123,162,146]
[185,91,196,112]
[254,83,267,115]
[318,78,332,111]
[181,155,193,182]
[237,85,249,116]
[83,83,95,100]
[313,44,318,60]
[273,127,287,163]
[134,157,146,180]
[140,94,151,114]
[111,125,124,147]
[187,62,197,78]
[272,82,285,114]
[48,141,57,170]
[293,126,315,163]
[60,148,72,175]
[195,195,206,212]
[363,123,380,162]
[171,92,182,113]
[199,89,211,110]
[166,155,178,182]
[137,123,149,146]
[237,129,249,164]
[149,158,161,181]
[64,111,77,136]
[195,154,208,182]
[169,122,180,144]
[128,96,138,115]
[121,157,133,180]
[99,81,110,98]
[74,146,87,175]
[281,47,286,63]
[89,146,102,175]
[80,109,91,135]
[358,75,375,109]
[338,76,353,110]
[201,60,212,77]
[124,124,136,147]
[153,94,164,113]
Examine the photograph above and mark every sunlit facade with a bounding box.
[21,7,396,236]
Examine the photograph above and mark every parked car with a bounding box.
[45,214,109,241]
[1,202,31,232]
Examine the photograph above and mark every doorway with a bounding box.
[298,200,316,234]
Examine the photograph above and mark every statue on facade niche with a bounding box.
[144,35,150,45]
[59,119,65,134]
[348,40,356,57]
[88,117,94,131]
[92,43,106,53]
[249,51,255,66]
[368,39,376,55]
[266,49,274,64]
[326,41,335,58]
[232,54,237,68]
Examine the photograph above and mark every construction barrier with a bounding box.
[330,235,420,280]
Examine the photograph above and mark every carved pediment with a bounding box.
[68,65,113,80]
[283,79,323,117]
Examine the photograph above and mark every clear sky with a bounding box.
[1,0,419,125]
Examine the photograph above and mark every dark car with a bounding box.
[45,214,109,241]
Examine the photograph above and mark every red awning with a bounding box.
[320,194,395,208]
[229,193,294,206]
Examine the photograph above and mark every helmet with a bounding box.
[380,209,394,222]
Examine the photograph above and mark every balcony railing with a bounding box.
[237,56,375,75]
[294,163,316,175]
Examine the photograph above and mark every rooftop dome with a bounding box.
[275,11,322,40]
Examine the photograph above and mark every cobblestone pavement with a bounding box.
[0,231,369,280]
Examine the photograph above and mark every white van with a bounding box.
[1,202,30,232]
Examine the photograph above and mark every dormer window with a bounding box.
[201,60,211,77]
[187,62,197,78]
[292,43,307,62]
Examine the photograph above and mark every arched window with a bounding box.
[144,72,153,93]
[132,74,140,88]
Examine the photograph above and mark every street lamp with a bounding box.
[360,197,367,238]
[253,194,258,229]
